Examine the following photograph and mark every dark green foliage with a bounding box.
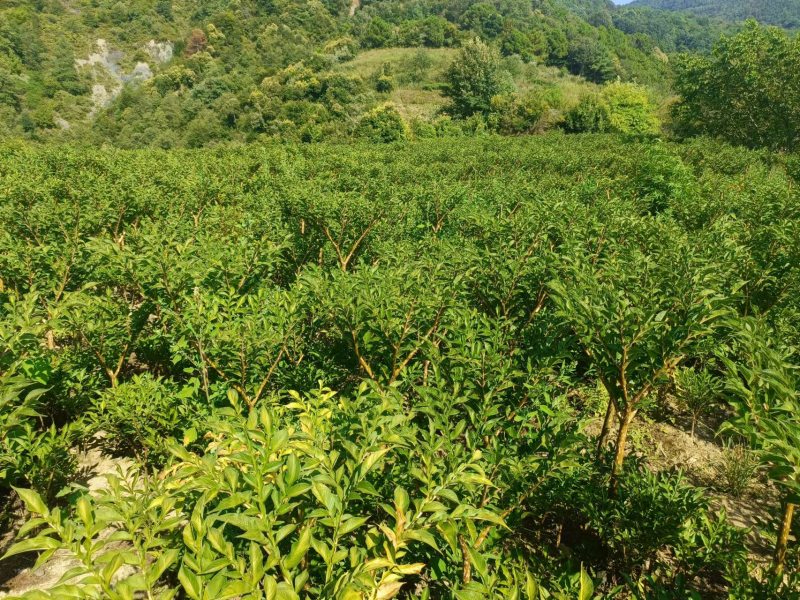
[395,16,458,48]
[88,374,207,464]
[674,366,722,438]
[629,0,800,30]
[362,16,393,49]
[460,3,505,40]
[500,29,534,62]
[444,38,514,117]
[0,0,695,146]
[578,460,748,576]
[673,20,800,151]
[612,6,727,54]
[566,36,618,83]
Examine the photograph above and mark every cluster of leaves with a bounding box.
[1,135,799,596]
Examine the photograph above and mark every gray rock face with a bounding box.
[144,40,174,63]
[75,39,172,115]
[126,62,153,84]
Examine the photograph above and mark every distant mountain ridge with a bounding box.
[627,0,800,28]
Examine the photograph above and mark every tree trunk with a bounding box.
[597,398,616,457]
[609,407,635,499]
[771,501,795,576]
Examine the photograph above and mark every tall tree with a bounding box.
[673,20,800,151]
[444,38,514,117]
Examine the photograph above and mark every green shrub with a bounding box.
[562,93,611,133]
[500,30,534,62]
[88,374,205,464]
[674,366,722,439]
[444,38,515,117]
[717,442,760,498]
[488,92,549,134]
[563,83,659,135]
[0,379,78,501]
[410,119,437,138]
[376,74,394,93]
[603,82,660,135]
[356,103,409,143]
[403,48,434,83]
[362,17,393,49]
[673,20,800,151]
[581,459,747,578]
[0,137,795,598]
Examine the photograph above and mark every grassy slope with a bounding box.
[334,48,456,121]
[334,47,611,123]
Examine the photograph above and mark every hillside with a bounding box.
[0,0,718,147]
[627,0,800,29]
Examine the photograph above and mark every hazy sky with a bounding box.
[610,0,638,4]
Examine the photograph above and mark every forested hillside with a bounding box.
[0,0,721,147]
[628,0,800,30]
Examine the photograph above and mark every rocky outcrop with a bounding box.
[74,39,173,115]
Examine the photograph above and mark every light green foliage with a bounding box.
[487,92,549,134]
[403,48,434,84]
[2,382,588,600]
[563,92,612,133]
[602,82,660,135]
[563,83,659,135]
[0,136,799,597]
[355,103,409,143]
[444,38,515,117]
[717,442,760,498]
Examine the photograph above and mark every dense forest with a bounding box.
[628,0,800,30]
[0,0,729,147]
[1,0,800,598]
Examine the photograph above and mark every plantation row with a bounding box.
[0,136,799,599]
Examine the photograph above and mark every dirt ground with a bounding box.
[586,396,782,569]
[0,438,134,598]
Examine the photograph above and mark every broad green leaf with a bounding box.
[284,527,311,570]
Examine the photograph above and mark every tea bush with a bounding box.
[0,135,799,597]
